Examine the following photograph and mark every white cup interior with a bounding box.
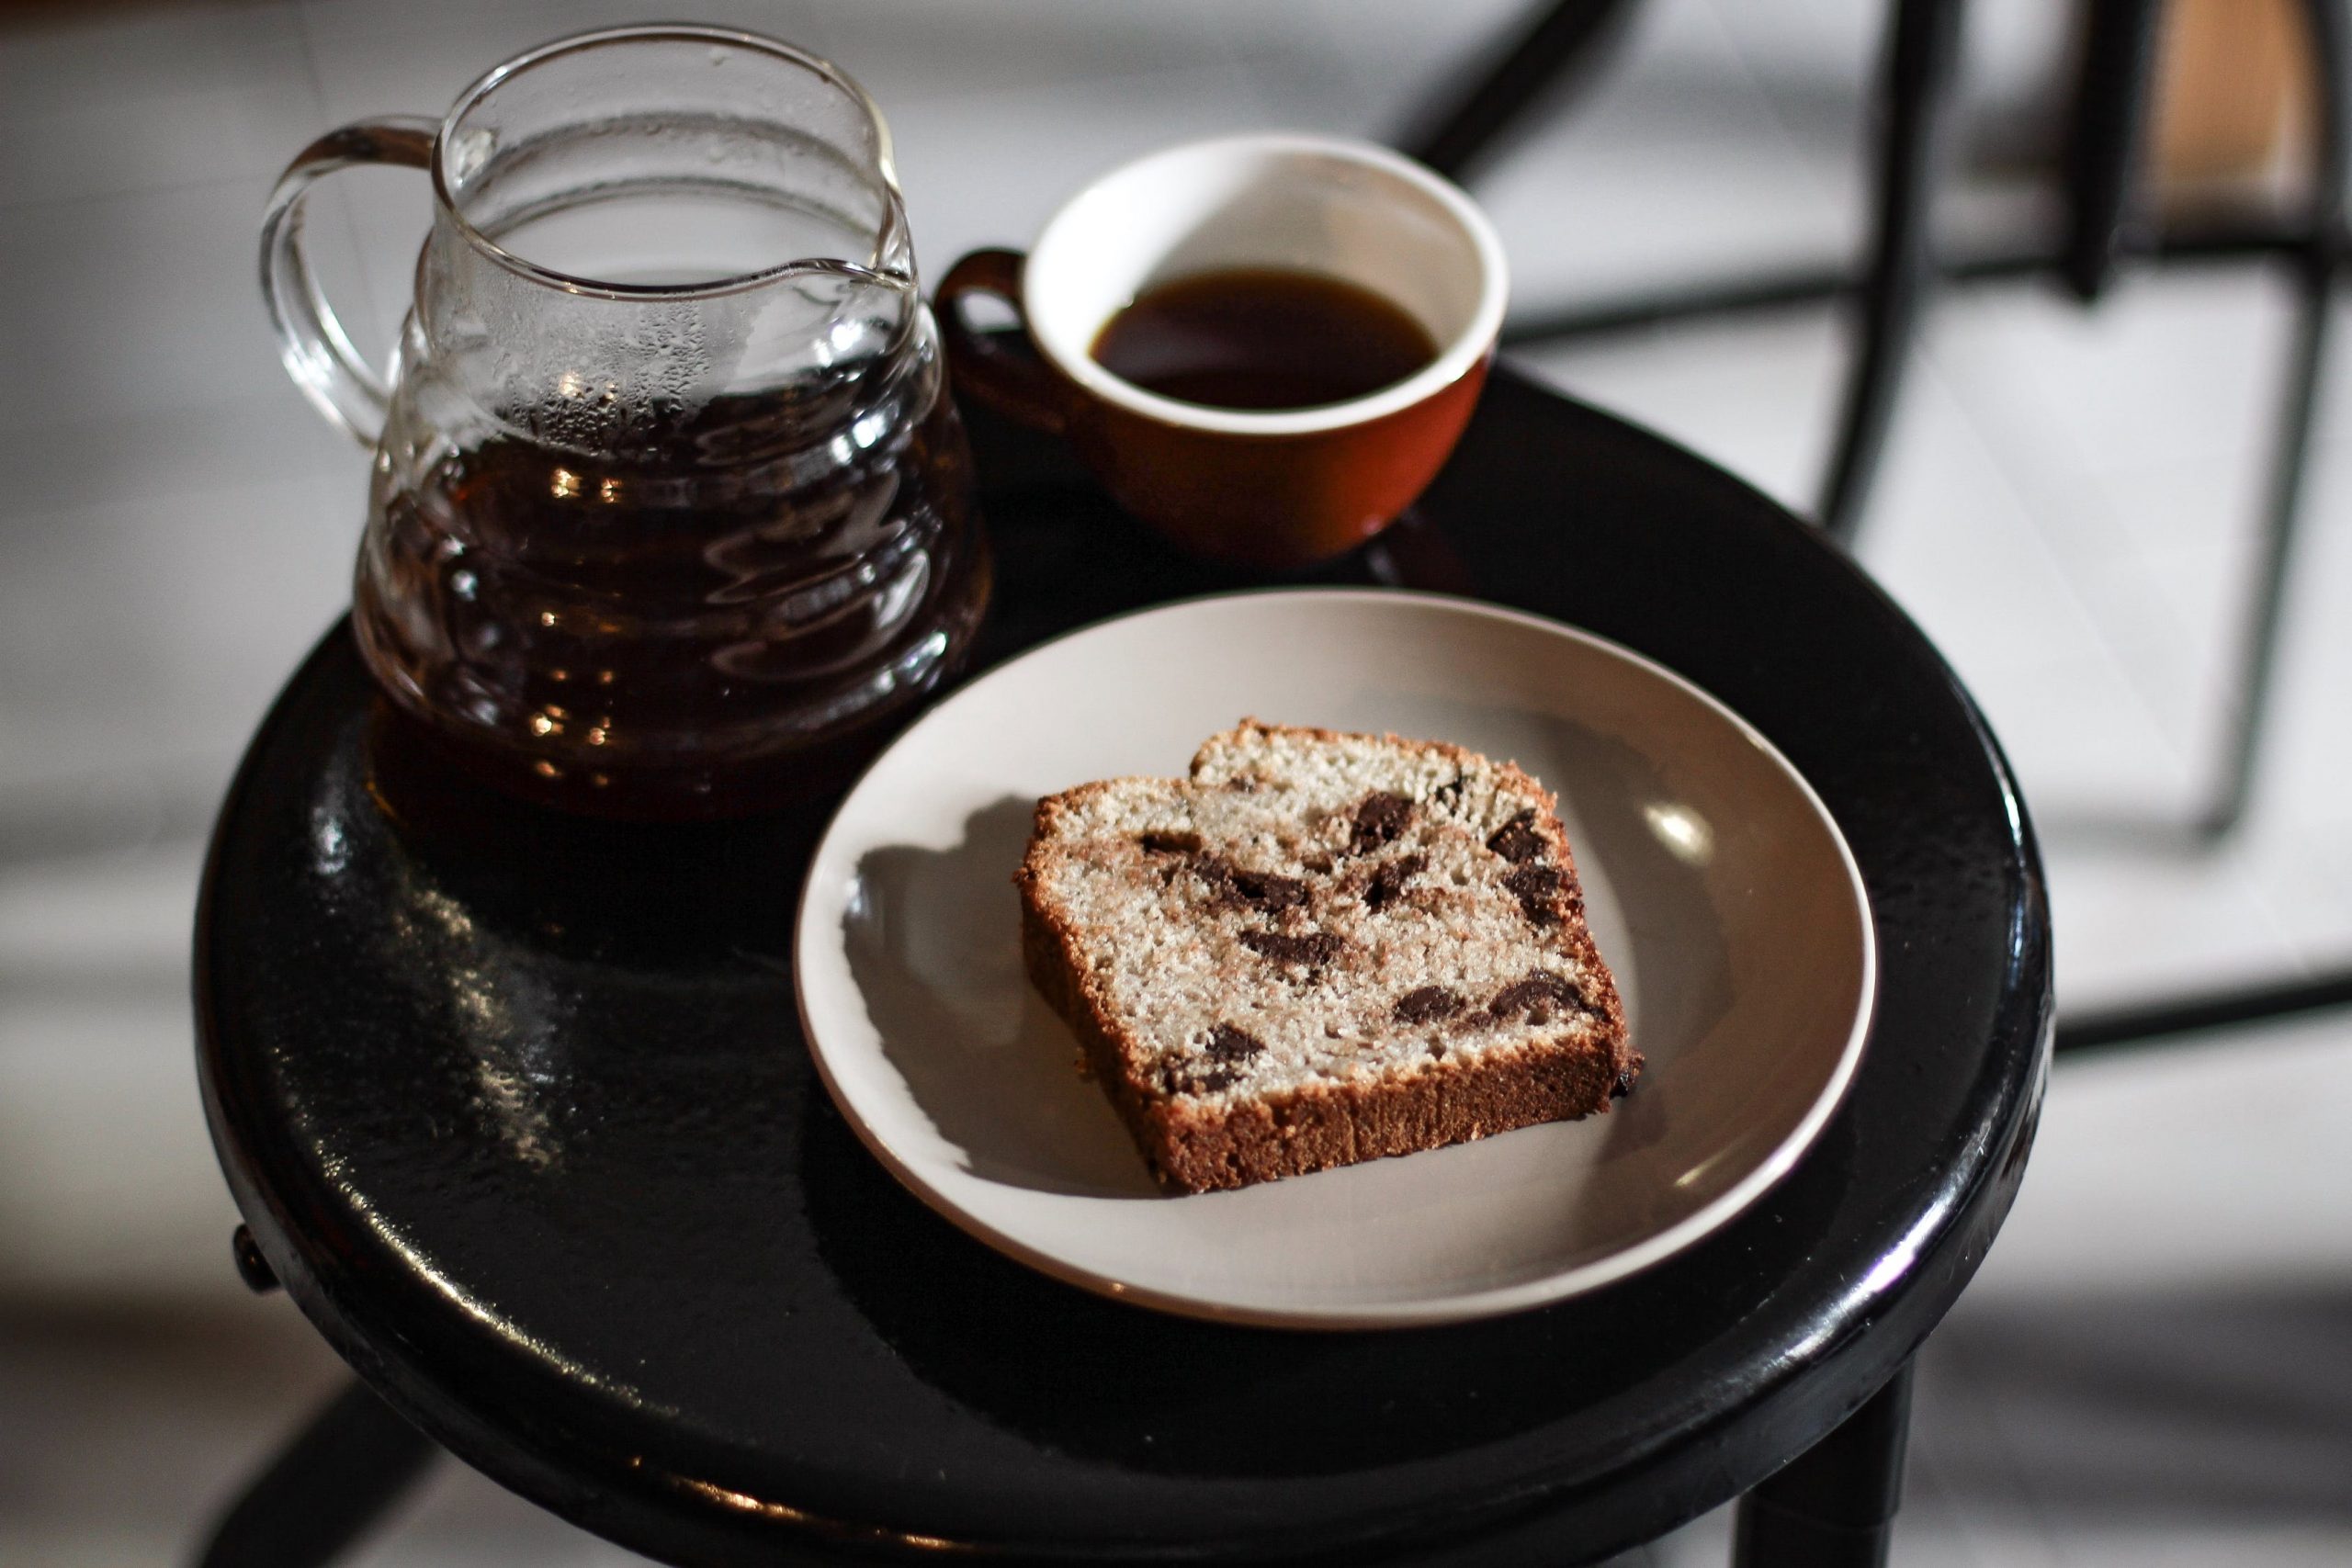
[1021,134,1508,435]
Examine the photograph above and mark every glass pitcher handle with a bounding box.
[258,117,437,448]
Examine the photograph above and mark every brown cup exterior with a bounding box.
[937,248,1490,570]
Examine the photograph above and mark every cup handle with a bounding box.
[258,117,437,448]
[935,249,1070,436]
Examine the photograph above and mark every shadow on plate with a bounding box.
[843,794,1160,1199]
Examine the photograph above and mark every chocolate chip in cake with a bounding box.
[1611,1066,1638,1098]
[1160,1061,1239,1096]
[1393,985,1464,1025]
[1502,863,1565,925]
[1240,929,1345,967]
[1205,1023,1266,1063]
[1188,854,1233,892]
[1348,792,1414,854]
[1191,855,1309,913]
[1138,829,1204,855]
[1233,868,1309,911]
[1487,971,1594,1027]
[1363,852,1429,910]
[1486,810,1546,864]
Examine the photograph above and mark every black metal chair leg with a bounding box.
[2203,254,2335,837]
[1818,0,1970,549]
[1402,0,1641,182]
[1731,1361,1916,1568]
[2062,0,2166,303]
[196,1379,439,1568]
[2200,0,2349,837]
[2057,963,2352,1052]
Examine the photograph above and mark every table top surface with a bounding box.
[197,368,2052,1567]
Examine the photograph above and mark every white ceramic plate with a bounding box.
[795,591,1874,1328]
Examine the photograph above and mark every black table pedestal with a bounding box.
[1732,1364,1915,1568]
[197,1382,435,1568]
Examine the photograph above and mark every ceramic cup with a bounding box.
[936,133,1507,568]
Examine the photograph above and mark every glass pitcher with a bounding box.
[261,26,989,818]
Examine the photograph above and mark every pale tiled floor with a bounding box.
[1,1,2347,1564]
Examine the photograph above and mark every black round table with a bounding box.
[195,367,2051,1567]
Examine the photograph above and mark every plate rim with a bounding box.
[792,586,1878,1329]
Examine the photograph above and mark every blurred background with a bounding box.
[2,0,2347,1563]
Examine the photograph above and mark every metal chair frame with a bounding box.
[1410,0,2352,1055]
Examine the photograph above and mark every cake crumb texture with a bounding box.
[1016,720,1637,1193]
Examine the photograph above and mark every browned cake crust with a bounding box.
[1015,722,1635,1194]
[1023,897,1628,1190]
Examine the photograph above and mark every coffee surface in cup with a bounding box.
[1090,268,1438,412]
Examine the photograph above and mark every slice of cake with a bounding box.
[1016,720,1635,1193]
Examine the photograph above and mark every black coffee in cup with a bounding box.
[1090,268,1439,412]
